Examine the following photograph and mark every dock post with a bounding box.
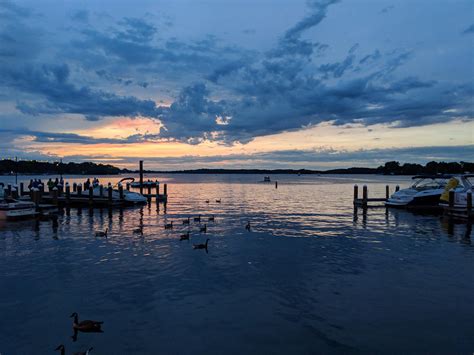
[126,182,130,191]
[119,183,124,200]
[164,183,168,196]
[20,182,24,196]
[147,185,151,197]
[65,183,71,205]
[52,187,58,206]
[155,184,160,198]
[108,185,113,206]
[449,190,455,209]
[362,185,368,207]
[395,185,400,192]
[139,160,144,195]
[353,184,358,201]
[466,191,472,212]
[275,181,278,189]
[73,182,77,193]
[88,186,94,205]
[99,184,104,198]
[77,184,82,196]
[11,186,18,199]
[32,188,40,208]
[385,185,390,200]
[6,184,11,197]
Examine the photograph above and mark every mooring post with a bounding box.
[147,184,152,197]
[467,191,472,213]
[73,182,77,193]
[156,184,160,198]
[52,187,58,206]
[20,182,24,196]
[119,183,124,200]
[108,185,113,206]
[362,185,368,207]
[395,185,400,192]
[164,183,168,196]
[6,184,11,198]
[385,185,390,200]
[65,183,71,204]
[126,182,130,191]
[353,184,358,201]
[77,184,82,196]
[89,186,94,205]
[139,160,144,195]
[99,184,104,198]
[275,181,278,189]
[11,186,18,199]
[449,189,455,209]
[31,188,39,208]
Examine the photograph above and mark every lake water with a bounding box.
[0,174,472,354]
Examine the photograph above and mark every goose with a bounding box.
[164,221,173,230]
[193,238,209,250]
[200,224,207,233]
[208,215,215,222]
[205,199,210,203]
[245,222,251,231]
[194,215,201,222]
[215,199,221,203]
[180,231,190,241]
[70,312,103,332]
[182,217,190,225]
[55,344,93,355]
[133,226,143,235]
[95,228,108,238]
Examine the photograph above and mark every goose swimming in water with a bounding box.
[205,199,210,203]
[133,226,143,235]
[180,231,190,241]
[70,312,103,332]
[208,215,215,222]
[182,217,190,225]
[245,222,251,231]
[215,199,221,203]
[55,344,93,355]
[95,228,108,237]
[164,221,173,230]
[200,224,207,233]
[193,238,209,250]
[194,215,201,222]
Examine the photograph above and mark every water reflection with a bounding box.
[0,174,473,354]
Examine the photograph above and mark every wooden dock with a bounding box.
[353,184,390,208]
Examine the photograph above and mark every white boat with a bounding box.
[0,199,37,220]
[90,185,147,204]
[385,175,453,208]
[439,174,473,212]
[130,180,159,188]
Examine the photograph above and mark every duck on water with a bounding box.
[55,344,93,355]
[70,312,103,333]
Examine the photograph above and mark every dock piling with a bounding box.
[20,182,24,196]
[449,190,455,208]
[77,184,82,196]
[467,191,472,212]
[139,160,144,195]
[89,186,94,205]
[126,182,130,191]
[385,185,390,199]
[52,187,58,206]
[65,183,71,204]
[353,185,358,200]
[164,183,168,196]
[119,183,124,200]
[362,185,368,206]
[108,185,113,206]
[395,185,400,192]
[99,184,104,197]
[73,182,77,193]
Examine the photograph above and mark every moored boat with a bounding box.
[385,175,453,208]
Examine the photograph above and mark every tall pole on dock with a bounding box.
[15,156,18,185]
[139,160,144,195]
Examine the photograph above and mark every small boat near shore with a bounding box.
[385,175,453,208]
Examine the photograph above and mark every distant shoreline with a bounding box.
[0,159,472,176]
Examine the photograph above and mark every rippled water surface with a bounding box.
[0,174,473,354]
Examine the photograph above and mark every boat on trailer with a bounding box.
[385,175,453,208]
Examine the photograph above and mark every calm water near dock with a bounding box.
[0,174,472,354]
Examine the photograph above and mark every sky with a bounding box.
[0,0,473,170]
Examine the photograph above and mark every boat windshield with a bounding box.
[412,178,448,190]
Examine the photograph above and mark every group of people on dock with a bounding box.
[84,178,100,190]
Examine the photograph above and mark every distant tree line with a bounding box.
[0,159,124,175]
[376,161,474,175]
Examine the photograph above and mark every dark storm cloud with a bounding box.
[1,0,473,146]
